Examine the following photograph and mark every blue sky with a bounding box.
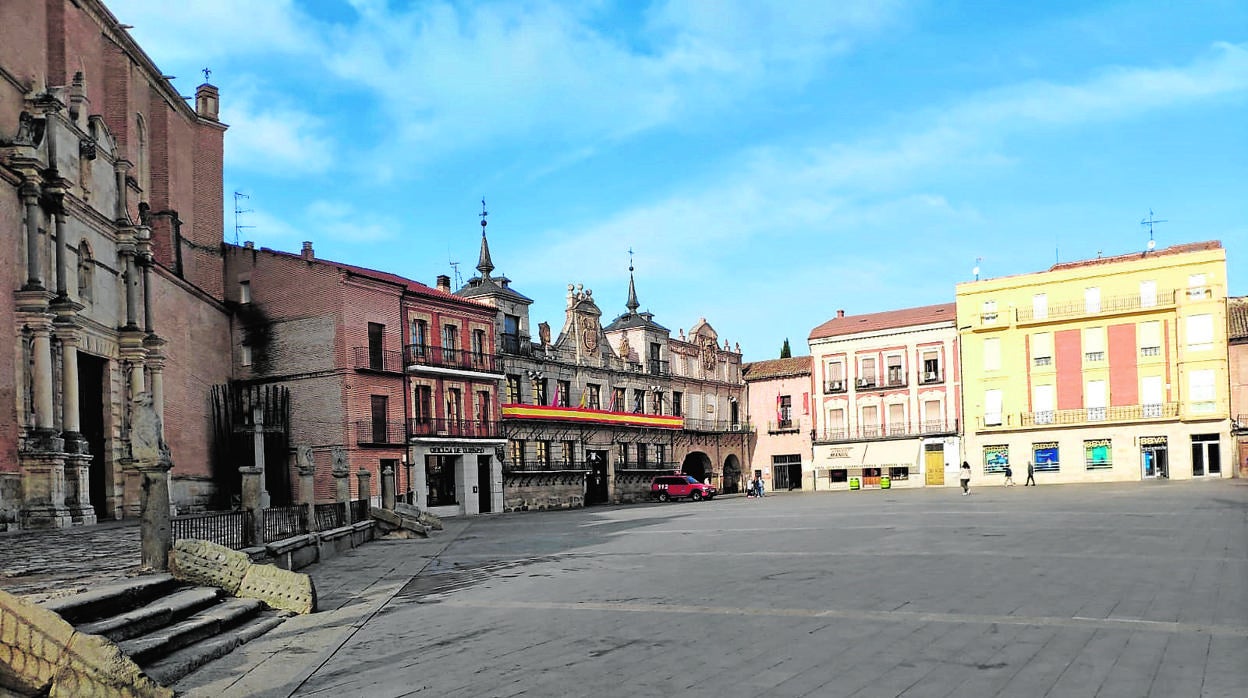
[109,0,1246,360]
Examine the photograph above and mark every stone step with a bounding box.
[118,596,266,665]
[76,585,224,641]
[146,611,289,687]
[40,573,179,624]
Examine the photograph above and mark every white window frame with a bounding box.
[1032,384,1054,424]
[1085,287,1101,313]
[1185,314,1213,351]
[1141,376,1163,417]
[1188,273,1208,299]
[1086,380,1106,421]
[1139,320,1161,357]
[981,300,998,324]
[1032,293,1047,320]
[984,389,1003,427]
[1084,326,1106,362]
[1139,280,1156,308]
[1032,332,1052,367]
[1188,369,1216,414]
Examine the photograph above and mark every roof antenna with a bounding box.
[233,192,254,245]
[1140,209,1166,252]
[972,256,982,281]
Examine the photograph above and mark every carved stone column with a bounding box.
[129,394,172,569]
[113,159,130,222]
[144,336,166,423]
[381,464,395,511]
[356,470,372,503]
[55,326,95,525]
[22,181,42,290]
[251,404,270,508]
[119,332,147,518]
[294,446,316,532]
[331,447,350,504]
[240,466,264,546]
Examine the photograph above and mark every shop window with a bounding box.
[1033,442,1060,472]
[984,445,1008,474]
[425,455,457,506]
[888,467,909,481]
[828,469,848,484]
[1084,439,1112,469]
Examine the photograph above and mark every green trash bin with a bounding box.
[881,475,891,489]
[849,477,860,490]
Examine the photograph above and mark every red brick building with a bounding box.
[222,243,505,516]
[2,0,231,527]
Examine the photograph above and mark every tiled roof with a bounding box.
[809,302,956,340]
[1048,240,1222,272]
[743,356,811,381]
[254,246,494,308]
[1229,296,1248,342]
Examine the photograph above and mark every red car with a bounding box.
[650,475,717,502]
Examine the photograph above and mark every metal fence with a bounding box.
[171,510,252,550]
[349,498,370,522]
[262,504,308,542]
[314,502,348,530]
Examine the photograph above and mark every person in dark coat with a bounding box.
[1025,460,1036,486]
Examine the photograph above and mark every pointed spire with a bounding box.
[626,247,639,315]
[476,198,494,278]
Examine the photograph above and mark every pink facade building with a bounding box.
[222,243,506,517]
[1229,297,1248,477]
[743,357,814,492]
[808,304,962,489]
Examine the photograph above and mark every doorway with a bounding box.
[585,450,609,505]
[78,354,109,519]
[924,443,945,485]
[1191,434,1220,477]
[477,456,492,513]
[771,454,802,490]
[681,451,711,482]
[1141,437,1167,478]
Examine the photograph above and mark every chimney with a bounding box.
[436,274,451,292]
[836,309,845,318]
[301,241,314,260]
[195,84,220,121]
[243,240,254,249]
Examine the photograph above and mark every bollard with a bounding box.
[381,464,396,511]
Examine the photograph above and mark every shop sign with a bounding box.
[1140,436,1167,448]
[826,448,851,459]
[428,446,487,455]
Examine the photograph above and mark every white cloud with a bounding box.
[105,0,316,63]
[304,200,398,243]
[219,94,332,176]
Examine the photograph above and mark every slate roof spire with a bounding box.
[626,248,639,315]
[476,198,494,278]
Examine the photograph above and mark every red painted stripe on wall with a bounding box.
[1108,323,1138,406]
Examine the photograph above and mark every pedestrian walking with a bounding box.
[1003,465,1014,486]
[1025,460,1036,486]
[960,461,972,495]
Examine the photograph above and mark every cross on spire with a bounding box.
[202,67,211,82]
[626,248,639,314]
[476,198,494,278]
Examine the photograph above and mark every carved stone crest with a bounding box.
[580,317,599,352]
[700,336,717,371]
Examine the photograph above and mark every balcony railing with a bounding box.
[648,359,670,376]
[814,419,959,443]
[353,346,404,373]
[1017,288,1179,323]
[855,378,877,390]
[355,420,407,446]
[683,418,751,433]
[767,420,800,434]
[918,370,944,385]
[500,332,532,356]
[884,371,907,388]
[1017,403,1178,427]
[507,460,589,472]
[824,379,847,394]
[404,344,501,374]
[407,417,502,439]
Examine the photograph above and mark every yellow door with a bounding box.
[925,448,945,486]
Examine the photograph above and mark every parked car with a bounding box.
[650,475,717,502]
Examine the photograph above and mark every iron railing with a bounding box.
[884,372,908,388]
[349,498,370,522]
[918,370,944,384]
[355,420,407,446]
[500,332,532,356]
[814,419,959,443]
[1017,288,1180,323]
[403,344,501,373]
[262,504,308,542]
[352,346,404,373]
[407,418,502,439]
[314,502,348,530]
[767,420,799,434]
[682,418,751,433]
[1018,403,1178,427]
[171,510,252,550]
[648,359,670,376]
[823,379,847,394]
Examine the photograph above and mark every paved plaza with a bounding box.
[165,479,1247,698]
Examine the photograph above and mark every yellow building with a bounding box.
[956,241,1231,484]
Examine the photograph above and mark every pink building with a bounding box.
[808,304,962,490]
[1229,297,1248,477]
[743,357,814,492]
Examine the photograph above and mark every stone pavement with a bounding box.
[0,519,142,602]
[169,480,1247,698]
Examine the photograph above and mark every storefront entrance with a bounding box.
[1191,434,1221,477]
[585,450,609,505]
[771,454,802,490]
[477,456,492,513]
[1141,436,1168,479]
[426,455,457,506]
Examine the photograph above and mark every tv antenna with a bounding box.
[449,257,463,288]
[972,256,982,281]
[233,192,254,245]
[1140,209,1166,251]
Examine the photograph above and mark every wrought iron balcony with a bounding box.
[353,346,404,373]
[683,418,752,433]
[404,344,501,374]
[884,371,908,388]
[767,420,800,434]
[814,419,959,443]
[500,332,532,356]
[407,417,502,439]
[1017,288,1181,323]
[355,420,406,446]
[1018,403,1178,427]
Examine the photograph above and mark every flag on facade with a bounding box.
[776,394,782,423]
[579,391,587,409]
[607,390,617,412]
[552,382,561,407]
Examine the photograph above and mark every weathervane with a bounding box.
[479,198,488,232]
[202,67,211,82]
